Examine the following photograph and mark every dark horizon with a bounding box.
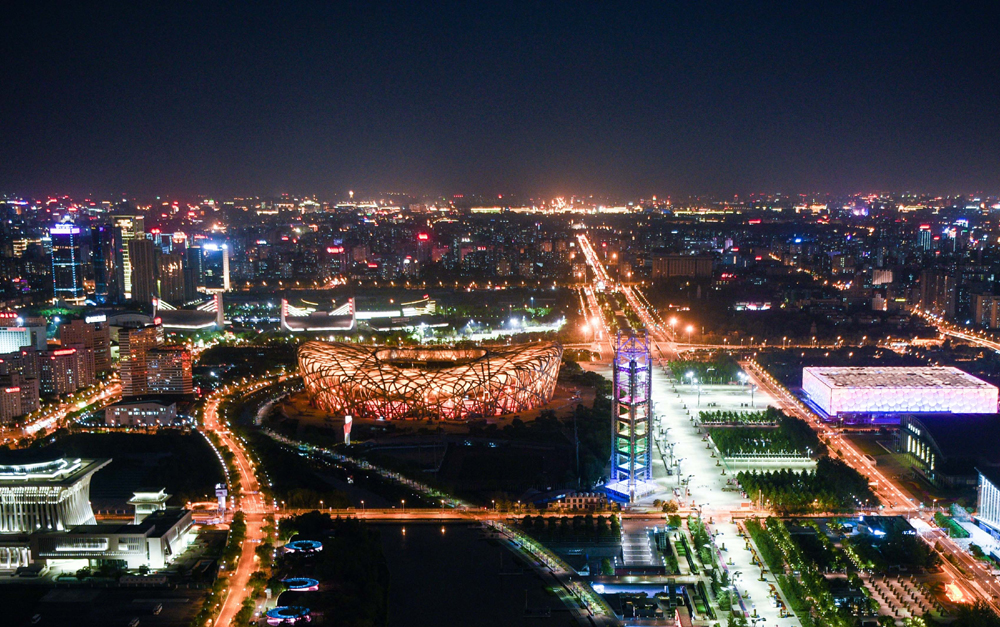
[3,1,1000,198]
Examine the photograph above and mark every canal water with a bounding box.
[378,523,567,627]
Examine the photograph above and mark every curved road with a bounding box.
[203,389,274,627]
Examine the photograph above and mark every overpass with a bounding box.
[275,507,722,521]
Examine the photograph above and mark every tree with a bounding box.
[699,545,714,567]
[255,541,274,568]
[954,601,1000,627]
[249,570,269,594]
[600,558,615,576]
[663,499,679,513]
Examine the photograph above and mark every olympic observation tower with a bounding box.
[606,331,656,502]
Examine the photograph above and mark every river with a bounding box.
[378,522,568,627]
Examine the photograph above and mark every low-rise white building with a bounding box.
[0,456,193,571]
[547,491,608,511]
[105,398,180,427]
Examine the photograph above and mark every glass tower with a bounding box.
[50,223,86,304]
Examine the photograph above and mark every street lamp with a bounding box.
[686,325,694,344]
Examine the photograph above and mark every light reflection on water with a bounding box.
[379,523,563,627]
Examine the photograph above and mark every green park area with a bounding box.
[699,406,783,425]
[669,354,743,384]
[738,458,876,514]
[709,414,824,459]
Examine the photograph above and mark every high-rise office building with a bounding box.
[39,348,93,396]
[0,313,35,354]
[91,224,121,304]
[0,350,40,379]
[50,224,86,304]
[157,253,186,303]
[129,238,157,305]
[183,246,203,301]
[113,215,144,299]
[119,324,191,397]
[917,227,934,251]
[0,373,40,422]
[119,324,163,397]
[201,243,230,292]
[919,269,957,319]
[146,348,193,395]
[60,318,112,373]
[0,383,22,424]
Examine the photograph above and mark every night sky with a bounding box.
[3,1,1000,198]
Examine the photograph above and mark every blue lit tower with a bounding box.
[608,330,653,502]
[50,223,86,304]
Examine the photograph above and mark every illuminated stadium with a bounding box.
[802,366,999,418]
[299,341,563,420]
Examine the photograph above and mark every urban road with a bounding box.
[203,385,275,627]
[576,229,1000,614]
[740,360,1000,612]
[201,236,1000,623]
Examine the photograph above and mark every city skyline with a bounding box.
[4,3,1000,626]
[3,2,1000,197]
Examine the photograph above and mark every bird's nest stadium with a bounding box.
[298,341,563,420]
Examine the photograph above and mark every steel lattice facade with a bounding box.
[299,341,563,420]
[607,332,653,502]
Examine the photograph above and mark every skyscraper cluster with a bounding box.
[37,212,230,310]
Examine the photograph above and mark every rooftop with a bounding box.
[57,508,191,538]
[980,466,1000,490]
[907,414,1000,459]
[803,366,995,390]
[0,458,110,486]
